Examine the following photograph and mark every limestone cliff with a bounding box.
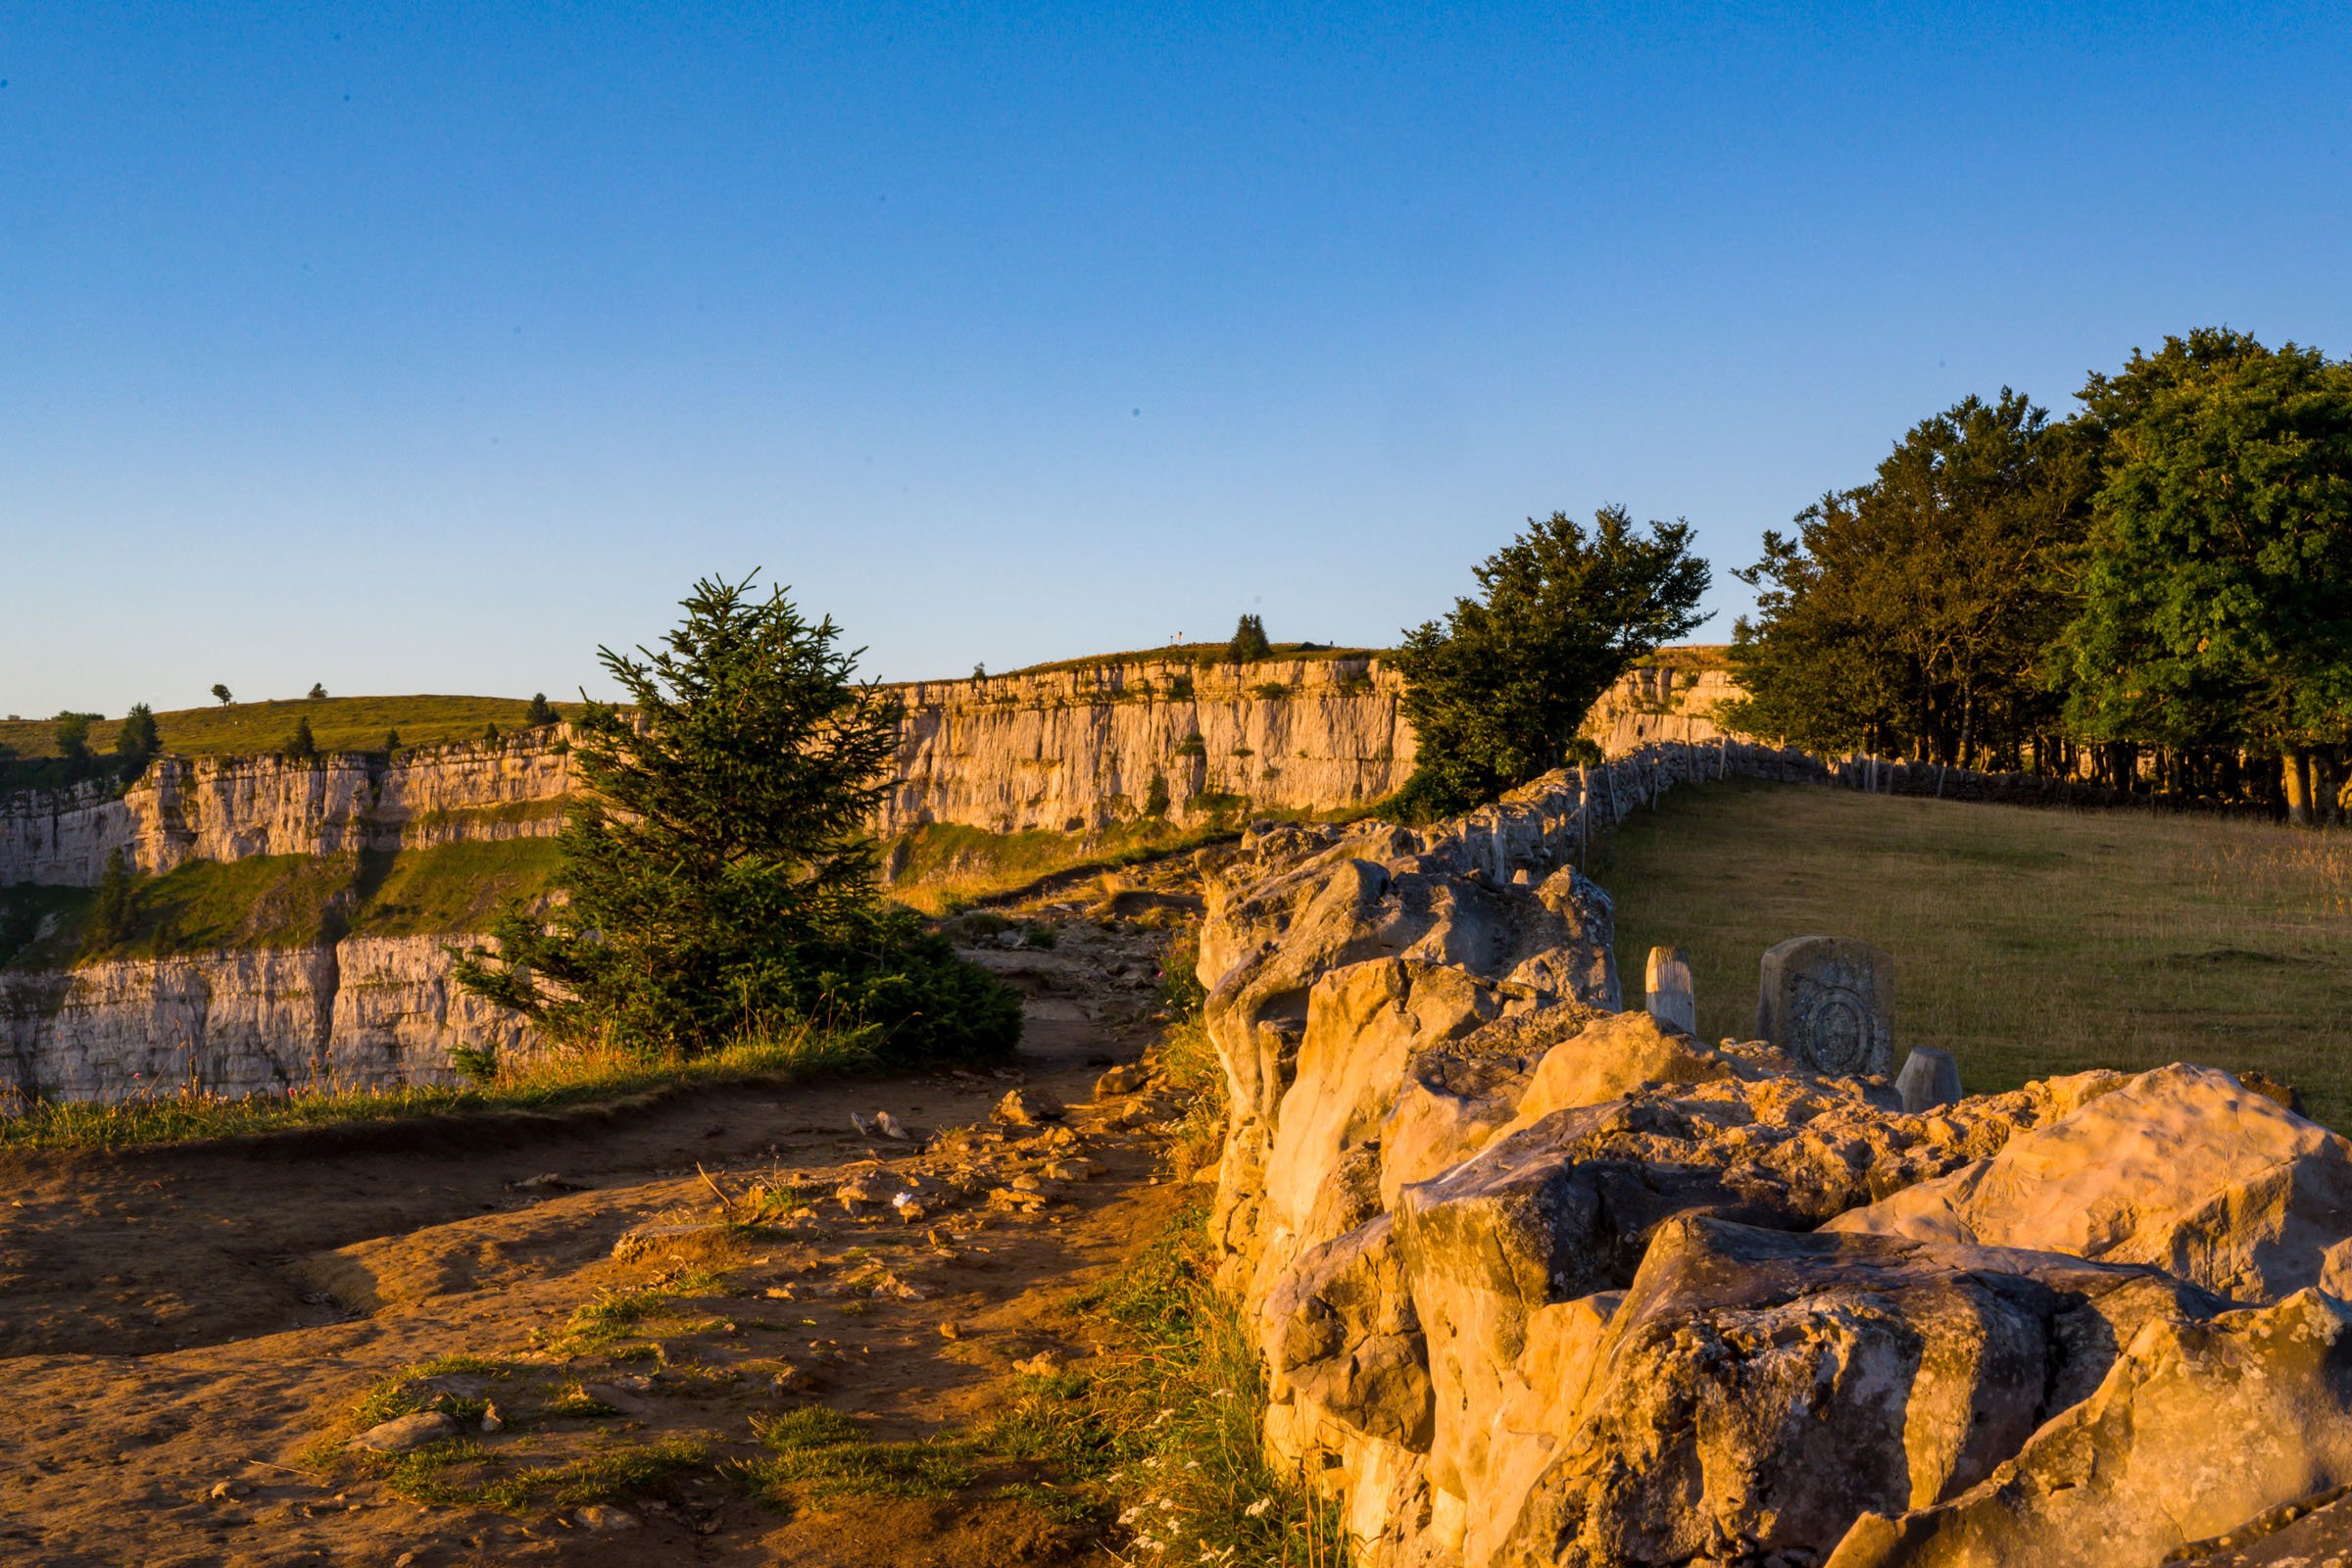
[0,933,536,1103]
[0,738,572,888]
[877,655,1413,834]
[1578,661,1738,755]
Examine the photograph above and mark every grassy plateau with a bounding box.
[0,694,583,762]
[1595,776,2352,1126]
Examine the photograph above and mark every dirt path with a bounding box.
[0,911,1200,1568]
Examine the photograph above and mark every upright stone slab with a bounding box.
[1755,935,1893,1078]
[1644,945,1696,1037]
[1895,1046,1961,1112]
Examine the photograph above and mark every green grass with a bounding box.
[0,884,95,971]
[981,642,1384,681]
[0,838,564,968]
[884,818,1233,915]
[73,853,356,960]
[0,694,582,762]
[747,1408,983,1502]
[0,1019,873,1150]
[348,838,565,938]
[1593,776,2352,1127]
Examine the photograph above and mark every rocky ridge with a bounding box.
[1195,768,2352,1567]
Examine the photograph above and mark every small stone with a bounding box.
[611,1220,725,1263]
[993,1087,1065,1126]
[353,1411,457,1453]
[1012,1350,1064,1377]
[1094,1063,1150,1097]
[208,1479,248,1501]
[1643,945,1697,1037]
[873,1110,910,1140]
[575,1503,640,1532]
[479,1403,505,1434]
[1895,1047,1963,1113]
[395,1554,419,1568]
[939,1320,965,1341]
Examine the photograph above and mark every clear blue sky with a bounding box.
[4,3,2348,715]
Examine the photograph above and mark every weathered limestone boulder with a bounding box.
[1756,935,1894,1078]
[1827,1287,2352,1568]
[1200,785,1618,1283]
[1829,1062,2352,1302]
[1493,1217,2224,1568]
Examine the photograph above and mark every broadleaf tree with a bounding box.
[1724,391,2093,765]
[1392,507,1709,817]
[453,572,1021,1059]
[2059,330,2352,821]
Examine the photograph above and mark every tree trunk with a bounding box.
[2284,749,2315,827]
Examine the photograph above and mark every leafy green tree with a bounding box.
[285,716,318,761]
[452,572,1020,1061]
[212,684,232,706]
[382,728,402,754]
[1227,613,1272,662]
[524,692,557,727]
[1724,391,2093,764]
[2058,330,2352,821]
[308,682,327,700]
[82,848,138,953]
[52,711,95,766]
[1393,507,1709,816]
[115,703,161,775]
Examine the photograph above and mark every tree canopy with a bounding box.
[452,572,1020,1061]
[1724,391,2091,764]
[1393,507,1709,816]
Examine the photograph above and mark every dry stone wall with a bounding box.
[1195,765,2352,1568]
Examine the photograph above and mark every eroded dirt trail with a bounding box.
[0,910,1201,1568]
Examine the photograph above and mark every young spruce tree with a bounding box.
[452,572,1020,1061]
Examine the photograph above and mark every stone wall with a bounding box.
[1192,754,2352,1568]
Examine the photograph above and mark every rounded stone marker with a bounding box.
[1755,936,1893,1078]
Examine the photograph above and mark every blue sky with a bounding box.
[4,2,2348,714]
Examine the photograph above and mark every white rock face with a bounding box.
[1577,662,1738,755]
[875,656,1416,834]
[0,739,574,887]
[0,933,537,1102]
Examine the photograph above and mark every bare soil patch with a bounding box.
[0,913,1196,1568]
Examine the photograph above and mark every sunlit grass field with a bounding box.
[1596,777,2352,1127]
[0,694,579,762]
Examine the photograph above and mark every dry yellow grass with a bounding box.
[1596,777,2352,1127]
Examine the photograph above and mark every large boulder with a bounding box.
[1492,1217,2223,1568]
[1827,1287,2352,1568]
[1829,1062,2352,1303]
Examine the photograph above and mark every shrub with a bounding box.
[524,692,557,727]
[1226,613,1272,662]
[309,683,327,700]
[1250,682,1288,701]
[1142,771,1171,817]
[286,717,318,762]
